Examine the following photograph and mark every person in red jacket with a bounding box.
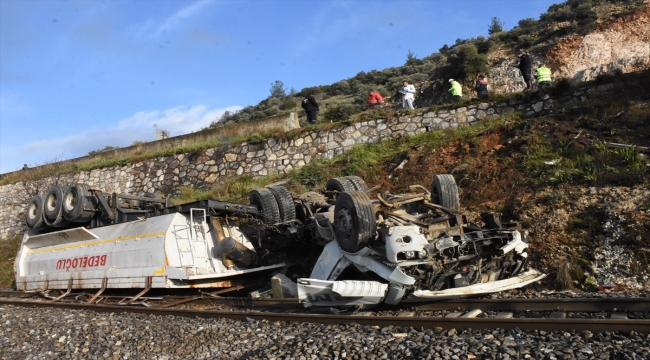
[367,90,384,108]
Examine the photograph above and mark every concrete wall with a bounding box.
[0,84,618,238]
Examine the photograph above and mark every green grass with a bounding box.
[0,236,21,289]
[519,71,650,187]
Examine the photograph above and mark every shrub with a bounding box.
[264,107,279,117]
[247,133,265,144]
[280,98,298,110]
[517,18,537,32]
[442,44,489,82]
[474,36,492,54]
[329,80,352,96]
[322,104,357,122]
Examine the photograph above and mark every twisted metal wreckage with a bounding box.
[16,175,545,306]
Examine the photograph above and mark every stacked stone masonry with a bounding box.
[0,84,618,238]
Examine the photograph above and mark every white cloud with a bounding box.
[0,104,241,173]
[156,0,213,35]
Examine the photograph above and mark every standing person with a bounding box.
[516,50,533,90]
[400,80,416,110]
[448,79,462,102]
[536,64,552,89]
[475,75,489,99]
[301,91,320,124]
[367,89,384,108]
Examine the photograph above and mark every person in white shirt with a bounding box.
[400,80,416,109]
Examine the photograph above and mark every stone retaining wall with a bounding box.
[0,84,616,238]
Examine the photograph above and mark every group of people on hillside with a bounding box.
[447,52,552,103]
[302,50,553,123]
[366,80,415,109]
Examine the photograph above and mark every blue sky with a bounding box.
[0,0,559,173]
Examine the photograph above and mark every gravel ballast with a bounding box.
[1,304,649,360]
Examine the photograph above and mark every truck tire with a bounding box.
[267,185,296,223]
[431,174,459,211]
[333,191,377,253]
[43,186,69,227]
[25,194,45,229]
[326,177,356,195]
[250,188,281,225]
[345,176,369,192]
[62,184,98,223]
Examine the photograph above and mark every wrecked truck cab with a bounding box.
[250,174,545,307]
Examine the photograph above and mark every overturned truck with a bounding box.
[16,175,545,306]
[18,185,285,291]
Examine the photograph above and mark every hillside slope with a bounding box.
[212,0,649,126]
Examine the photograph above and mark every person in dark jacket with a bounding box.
[301,92,320,124]
[475,75,489,99]
[516,50,533,90]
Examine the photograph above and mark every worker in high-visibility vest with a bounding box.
[448,79,462,102]
[536,64,552,88]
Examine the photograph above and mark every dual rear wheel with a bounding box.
[250,185,296,225]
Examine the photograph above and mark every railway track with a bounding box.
[1,290,649,333]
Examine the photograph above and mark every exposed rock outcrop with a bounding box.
[548,6,650,82]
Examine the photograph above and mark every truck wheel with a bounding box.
[267,185,296,223]
[43,186,68,225]
[431,174,459,211]
[333,191,376,253]
[326,177,356,194]
[345,176,369,192]
[250,188,281,225]
[25,194,45,229]
[62,184,97,223]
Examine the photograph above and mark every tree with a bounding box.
[405,50,421,66]
[269,80,286,99]
[488,17,504,35]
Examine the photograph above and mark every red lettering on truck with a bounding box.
[55,254,108,271]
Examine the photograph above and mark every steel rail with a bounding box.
[412,298,650,312]
[1,299,649,333]
[2,290,650,312]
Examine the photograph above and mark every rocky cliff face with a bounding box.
[548,5,650,82]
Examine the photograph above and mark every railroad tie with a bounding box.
[460,309,482,318]
[445,312,463,318]
[495,312,514,319]
[398,312,416,317]
[610,312,628,320]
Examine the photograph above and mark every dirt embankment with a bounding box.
[358,116,650,290]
